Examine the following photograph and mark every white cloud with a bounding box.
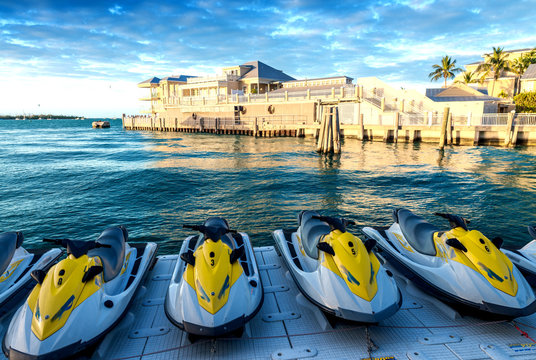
[108,5,125,15]
[6,38,40,48]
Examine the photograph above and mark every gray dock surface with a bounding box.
[3,246,536,359]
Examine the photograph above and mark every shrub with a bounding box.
[514,91,536,113]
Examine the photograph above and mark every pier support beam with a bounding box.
[439,107,450,150]
[504,110,516,147]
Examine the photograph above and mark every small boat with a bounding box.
[92,121,110,128]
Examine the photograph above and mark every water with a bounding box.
[1,118,535,254]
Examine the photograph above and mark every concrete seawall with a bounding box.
[122,113,536,146]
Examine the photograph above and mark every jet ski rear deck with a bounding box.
[3,246,536,359]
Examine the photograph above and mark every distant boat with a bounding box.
[92,121,110,128]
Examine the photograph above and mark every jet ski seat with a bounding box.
[396,209,439,256]
[299,211,331,259]
[89,226,126,282]
[0,232,23,276]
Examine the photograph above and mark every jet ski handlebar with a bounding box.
[434,212,470,230]
[43,238,111,258]
[183,224,237,241]
[311,215,355,233]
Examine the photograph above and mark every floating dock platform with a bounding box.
[3,246,536,359]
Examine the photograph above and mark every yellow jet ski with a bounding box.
[362,209,536,318]
[273,211,401,323]
[165,217,263,338]
[3,226,158,359]
[502,225,536,286]
[0,232,62,317]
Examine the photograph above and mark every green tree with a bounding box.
[476,47,512,96]
[455,70,477,84]
[429,55,462,88]
[511,58,527,95]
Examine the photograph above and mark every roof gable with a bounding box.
[239,61,295,81]
[521,64,536,80]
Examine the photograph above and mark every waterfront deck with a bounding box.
[3,246,536,359]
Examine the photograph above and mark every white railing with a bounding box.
[515,114,536,126]
[478,113,509,126]
[186,74,240,84]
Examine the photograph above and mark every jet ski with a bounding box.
[272,211,401,323]
[165,217,263,338]
[0,232,62,317]
[362,209,536,319]
[3,226,158,359]
[502,225,536,286]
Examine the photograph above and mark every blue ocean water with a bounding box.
[1,118,535,254]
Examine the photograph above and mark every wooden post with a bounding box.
[326,112,333,153]
[447,112,453,144]
[333,107,341,153]
[394,112,400,143]
[323,108,332,152]
[285,91,288,101]
[247,93,251,103]
[439,107,450,149]
[307,89,311,100]
[254,118,258,137]
[358,114,364,140]
[381,97,385,112]
[331,88,335,98]
[504,110,515,147]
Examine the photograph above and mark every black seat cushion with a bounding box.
[396,209,439,256]
[0,232,21,276]
[299,211,331,259]
[88,226,126,282]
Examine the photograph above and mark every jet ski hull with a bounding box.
[165,233,263,337]
[0,248,62,317]
[364,225,536,319]
[273,228,401,323]
[3,242,158,360]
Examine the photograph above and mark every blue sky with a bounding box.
[1,0,536,117]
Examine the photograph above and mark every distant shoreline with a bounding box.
[0,116,121,120]
[0,115,83,120]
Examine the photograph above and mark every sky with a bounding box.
[1,1,536,117]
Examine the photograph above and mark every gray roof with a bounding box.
[428,96,501,102]
[138,76,161,85]
[239,61,295,81]
[426,87,501,102]
[161,75,197,82]
[521,64,536,80]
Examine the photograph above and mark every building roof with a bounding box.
[484,48,535,56]
[521,64,536,80]
[161,75,197,82]
[284,76,353,83]
[239,61,295,82]
[426,83,501,102]
[138,76,161,85]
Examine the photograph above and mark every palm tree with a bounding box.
[455,70,477,84]
[429,55,463,88]
[476,47,511,97]
[510,58,527,95]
